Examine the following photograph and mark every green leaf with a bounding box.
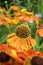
[0,34,8,43]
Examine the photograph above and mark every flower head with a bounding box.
[7,24,36,51]
[10,5,19,11]
[36,29,43,37]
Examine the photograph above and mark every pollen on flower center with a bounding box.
[16,24,30,38]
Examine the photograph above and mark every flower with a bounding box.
[10,5,19,11]
[6,24,36,51]
[0,44,23,64]
[21,9,34,16]
[0,7,6,13]
[5,17,19,25]
[0,44,18,65]
[36,29,43,37]
[16,14,41,23]
[24,56,43,65]
[0,52,10,62]
[0,44,43,64]
[31,56,43,65]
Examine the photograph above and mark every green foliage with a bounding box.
[0,22,22,43]
[0,26,9,43]
[0,25,15,43]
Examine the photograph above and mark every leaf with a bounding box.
[0,26,9,43]
[0,34,8,43]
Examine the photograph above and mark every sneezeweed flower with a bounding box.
[5,17,20,25]
[0,7,6,13]
[9,5,19,16]
[10,5,19,11]
[31,56,43,65]
[16,14,41,24]
[21,9,34,16]
[0,44,15,65]
[0,44,43,65]
[6,24,36,51]
[36,29,43,37]
[16,14,34,22]
[0,52,10,62]
[24,56,43,65]
[0,13,10,25]
[0,44,23,64]
[0,51,21,65]
[23,49,43,65]
[0,13,20,25]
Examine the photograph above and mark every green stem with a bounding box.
[37,23,38,30]
[4,1,8,10]
[6,3,8,10]
[5,24,11,34]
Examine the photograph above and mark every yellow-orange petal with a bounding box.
[7,33,18,45]
[27,37,36,48]
[10,5,19,11]
[7,33,21,51]
[20,39,29,51]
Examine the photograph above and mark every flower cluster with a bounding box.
[0,3,43,65]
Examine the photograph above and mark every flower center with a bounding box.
[16,25,30,38]
[0,52,10,62]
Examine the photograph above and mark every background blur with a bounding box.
[0,0,42,13]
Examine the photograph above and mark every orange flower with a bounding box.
[6,24,36,51]
[0,44,24,64]
[10,5,19,11]
[0,44,43,64]
[16,14,41,23]
[16,14,34,22]
[0,14,20,25]
[0,7,6,12]
[36,29,43,37]
[20,8,34,16]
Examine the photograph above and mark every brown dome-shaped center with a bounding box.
[0,52,10,63]
[16,25,30,38]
